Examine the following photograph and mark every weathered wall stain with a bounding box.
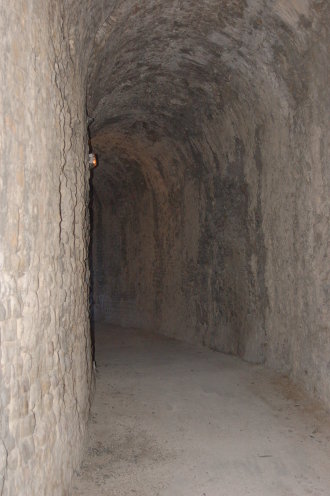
[0,0,329,494]
[90,0,330,409]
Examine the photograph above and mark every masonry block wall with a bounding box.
[0,1,329,495]
[0,2,93,494]
[90,0,330,409]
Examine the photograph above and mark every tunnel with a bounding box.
[0,1,329,494]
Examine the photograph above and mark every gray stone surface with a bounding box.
[0,1,94,494]
[0,0,329,494]
[89,0,330,409]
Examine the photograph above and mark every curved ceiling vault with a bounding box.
[75,0,329,399]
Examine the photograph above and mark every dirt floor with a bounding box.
[72,325,330,495]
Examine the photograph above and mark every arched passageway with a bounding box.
[88,0,329,394]
[0,1,329,494]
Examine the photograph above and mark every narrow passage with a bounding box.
[73,326,330,496]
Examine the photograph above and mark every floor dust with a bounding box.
[72,325,330,495]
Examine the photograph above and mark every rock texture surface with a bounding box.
[0,2,95,494]
[90,0,330,406]
[0,1,329,495]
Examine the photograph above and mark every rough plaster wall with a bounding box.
[1,2,329,493]
[263,30,330,404]
[89,0,330,407]
[92,165,156,328]
[0,2,93,494]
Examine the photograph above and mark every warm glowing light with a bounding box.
[89,153,98,169]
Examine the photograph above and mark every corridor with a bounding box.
[72,326,330,496]
[1,1,329,494]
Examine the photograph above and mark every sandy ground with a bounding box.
[72,325,330,496]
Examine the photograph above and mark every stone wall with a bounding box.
[0,1,329,494]
[91,173,156,329]
[0,1,92,494]
[90,0,330,408]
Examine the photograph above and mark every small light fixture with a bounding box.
[89,153,98,169]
